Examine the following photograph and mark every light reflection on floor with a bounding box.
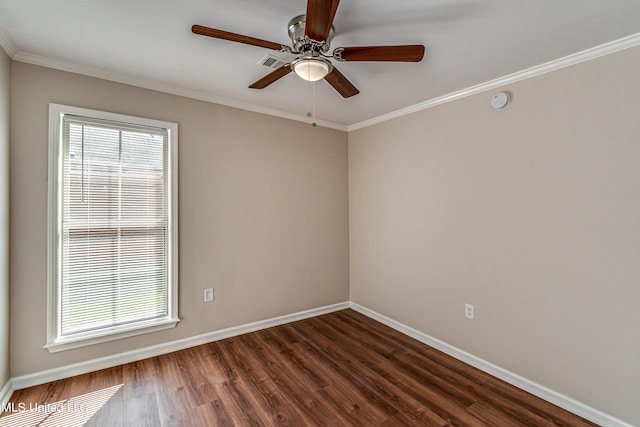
[0,384,122,427]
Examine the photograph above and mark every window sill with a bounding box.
[44,317,180,353]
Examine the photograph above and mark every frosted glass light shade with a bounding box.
[293,58,331,81]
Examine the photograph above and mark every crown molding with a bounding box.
[0,28,16,58]
[347,31,640,132]
[12,51,348,132]
[11,31,640,134]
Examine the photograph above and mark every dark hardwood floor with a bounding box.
[1,309,598,426]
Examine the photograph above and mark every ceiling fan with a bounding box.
[192,0,425,98]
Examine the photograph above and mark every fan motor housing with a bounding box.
[288,14,334,53]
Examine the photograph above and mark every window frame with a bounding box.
[46,103,179,353]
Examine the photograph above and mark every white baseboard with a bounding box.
[349,302,632,427]
[8,300,631,426]
[0,379,13,409]
[11,301,350,390]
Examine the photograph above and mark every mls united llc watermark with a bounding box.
[2,401,88,413]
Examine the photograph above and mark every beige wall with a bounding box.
[7,42,640,424]
[0,47,10,390]
[349,45,640,425]
[10,62,349,376]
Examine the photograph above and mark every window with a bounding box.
[47,104,179,352]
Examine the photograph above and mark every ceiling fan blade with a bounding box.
[324,67,359,98]
[192,24,285,51]
[338,45,425,62]
[305,0,340,41]
[249,65,292,89]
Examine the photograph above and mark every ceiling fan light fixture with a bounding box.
[292,57,333,81]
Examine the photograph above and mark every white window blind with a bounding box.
[47,105,179,351]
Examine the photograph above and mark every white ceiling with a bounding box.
[1,0,639,128]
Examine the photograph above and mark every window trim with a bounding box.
[46,103,179,353]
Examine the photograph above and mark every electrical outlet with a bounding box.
[204,288,214,302]
[465,303,475,320]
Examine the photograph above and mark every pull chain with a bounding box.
[307,75,312,120]
[306,77,317,128]
[305,64,317,128]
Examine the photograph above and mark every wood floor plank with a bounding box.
[1,309,599,426]
[219,335,311,426]
[301,315,480,426]
[261,323,396,426]
[236,331,345,426]
[282,322,406,426]
[194,399,235,427]
[85,387,125,427]
[125,392,161,427]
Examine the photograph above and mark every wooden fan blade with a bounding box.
[324,67,359,98]
[192,24,285,51]
[305,0,340,41]
[338,45,425,62]
[249,65,292,89]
